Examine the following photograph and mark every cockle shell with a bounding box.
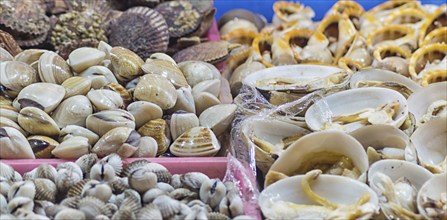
[153,195,182,218]
[169,188,198,203]
[34,164,57,182]
[51,95,93,128]
[200,178,226,208]
[7,197,34,215]
[170,111,199,141]
[134,74,177,110]
[8,181,35,200]
[34,178,57,202]
[100,153,123,176]
[55,169,82,193]
[54,209,86,220]
[137,203,163,220]
[78,196,112,220]
[0,127,34,159]
[38,52,73,85]
[87,89,124,111]
[79,66,118,89]
[0,61,38,98]
[199,104,237,136]
[128,167,157,194]
[86,109,136,137]
[60,125,100,146]
[0,162,15,181]
[57,162,83,178]
[13,83,65,113]
[110,47,144,83]
[219,191,244,218]
[89,161,116,183]
[142,56,188,88]
[18,107,60,136]
[138,119,170,156]
[61,77,92,99]
[126,101,163,129]
[52,136,91,159]
[178,61,221,87]
[132,136,158,158]
[68,48,106,73]
[421,27,447,47]
[81,180,112,202]
[92,127,140,158]
[28,135,58,158]
[170,127,221,157]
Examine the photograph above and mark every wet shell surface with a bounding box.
[126,101,163,129]
[170,127,221,157]
[108,7,169,59]
[68,47,106,73]
[134,74,178,110]
[13,83,65,113]
[142,57,189,88]
[38,52,73,85]
[0,61,38,98]
[199,104,237,136]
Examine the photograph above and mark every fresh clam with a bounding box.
[79,66,118,89]
[109,47,144,83]
[87,89,124,111]
[81,180,112,202]
[134,74,177,110]
[170,111,199,141]
[192,79,221,98]
[141,55,188,88]
[13,83,65,113]
[68,47,106,73]
[126,101,163,129]
[33,178,57,202]
[0,61,38,98]
[52,136,91,159]
[194,92,221,116]
[51,95,93,128]
[178,61,221,87]
[199,104,237,136]
[132,136,158,158]
[18,107,60,136]
[407,82,447,126]
[102,83,132,108]
[60,125,99,146]
[138,119,170,156]
[0,116,27,136]
[86,109,136,137]
[128,167,157,194]
[38,52,73,85]
[169,87,196,114]
[170,127,221,157]
[61,77,92,99]
[92,127,140,158]
[28,135,58,159]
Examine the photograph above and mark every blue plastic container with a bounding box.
[214,0,445,22]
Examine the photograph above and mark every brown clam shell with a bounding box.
[173,41,233,64]
[0,0,50,36]
[155,0,202,38]
[0,30,21,56]
[108,6,169,59]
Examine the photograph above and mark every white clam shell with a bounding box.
[127,101,163,129]
[170,127,221,157]
[61,77,92,99]
[132,136,158,158]
[194,92,221,116]
[52,136,91,159]
[192,79,221,97]
[259,173,379,220]
[69,47,106,73]
[141,58,188,88]
[170,111,199,141]
[178,61,221,87]
[98,41,112,59]
[79,66,118,89]
[0,61,38,98]
[13,83,65,113]
[60,125,99,146]
[134,74,177,110]
[14,49,48,65]
[305,87,409,132]
[51,95,93,128]
[38,52,73,84]
[0,47,13,62]
[86,109,136,137]
[407,82,447,125]
[87,89,124,111]
[199,104,237,136]
[92,127,140,158]
[0,127,35,159]
[18,107,60,136]
[169,87,196,114]
[417,173,447,220]
[0,116,27,136]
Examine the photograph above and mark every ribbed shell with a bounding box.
[0,30,22,56]
[155,0,202,38]
[173,41,231,64]
[34,178,57,202]
[0,0,50,35]
[108,6,169,59]
[67,179,90,198]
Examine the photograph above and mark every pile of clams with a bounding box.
[0,41,236,160]
[0,155,253,219]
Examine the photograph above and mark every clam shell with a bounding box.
[38,52,73,85]
[199,178,226,208]
[81,180,112,202]
[28,135,58,159]
[134,74,177,110]
[173,41,233,64]
[155,1,201,38]
[0,30,22,57]
[218,9,265,33]
[61,77,93,99]
[126,101,163,129]
[169,87,196,114]
[78,196,111,220]
[409,43,447,80]
[108,7,169,59]
[417,173,447,220]
[418,4,447,46]
[143,188,166,204]
[0,116,27,136]
[0,61,38,98]
[14,49,48,65]
[79,66,118,89]
[86,109,136,137]
[54,208,86,220]
[55,169,82,193]
[132,136,158,158]
[170,111,199,141]
[34,178,57,202]
[89,162,116,183]
[199,104,237,137]
[170,127,221,157]
[178,61,221,87]
[18,107,60,136]
[68,48,106,73]
[194,92,221,116]
[169,188,198,203]
[7,197,34,215]
[0,102,21,122]
[60,125,100,146]
[87,89,124,111]
[407,82,447,125]
[153,195,182,218]
[8,181,36,200]
[34,164,57,182]
[181,172,210,192]
[141,58,188,88]
[92,127,140,158]
[192,79,221,97]
[128,167,157,194]
[109,47,144,83]
[13,83,65,113]
[122,160,150,177]
[57,39,101,61]
[100,153,123,176]
[137,203,163,220]
[138,119,170,156]
[0,47,13,62]
[102,83,132,108]
[51,95,93,128]
[52,136,91,159]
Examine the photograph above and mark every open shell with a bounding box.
[421,27,447,47]
[371,44,411,76]
[418,4,447,46]
[366,25,416,51]
[408,43,447,81]
[407,82,447,126]
[417,173,447,220]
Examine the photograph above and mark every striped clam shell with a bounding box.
[170,127,221,157]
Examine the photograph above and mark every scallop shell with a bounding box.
[28,135,58,159]
[68,47,106,73]
[34,178,57,202]
[134,74,177,110]
[0,0,50,35]
[92,127,140,158]
[138,119,170,156]
[155,1,201,38]
[127,101,163,129]
[18,107,60,136]
[86,109,136,137]
[0,30,22,56]
[122,159,150,177]
[173,41,236,64]
[38,52,73,85]
[61,77,93,99]
[52,136,90,159]
[0,61,38,98]
[13,83,65,113]
[108,7,169,59]
[51,95,93,128]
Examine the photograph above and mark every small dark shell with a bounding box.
[0,0,50,35]
[0,30,22,56]
[57,39,100,60]
[173,41,233,63]
[155,1,202,38]
[108,6,169,59]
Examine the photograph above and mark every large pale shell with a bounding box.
[13,83,65,113]
[86,109,136,137]
[14,49,48,65]
[192,79,221,98]
[28,135,58,159]
[51,95,93,128]
[92,127,140,158]
[141,58,188,88]
[178,61,221,87]
[38,52,73,84]
[417,173,447,220]
[52,136,91,159]
[170,127,221,157]
[134,74,177,110]
[102,83,132,108]
[0,104,18,122]
[110,47,144,83]
[60,125,100,146]
[126,101,163,129]
[194,92,221,116]
[79,66,118,89]
[407,82,446,125]
[0,127,35,159]
[0,61,38,98]
[61,77,92,99]
[87,89,124,111]
[132,136,158,158]
[199,104,237,137]
[170,111,199,141]
[68,47,106,73]
[138,119,170,156]
[0,116,27,136]
[169,87,196,114]
[18,107,60,136]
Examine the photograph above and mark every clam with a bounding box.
[18,107,60,136]
[169,188,198,203]
[138,119,170,156]
[7,197,34,215]
[89,161,116,183]
[0,61,38,98]
[142,55,188,88]
[81,180,112,203]
[199,104,237,136]
[79,66,118,89]
[52,136,91,159]
[97,41,112,60]
[170,111,199,141]
[408,82,446,126]
[134,74,177,110]
[305,88,408,132]
[153,195,182,218]
[61,77,92,99]
[178,61,221,87]
[92,127,140,158]
[38,52,73,84]
[75,153,99,177]
[68,48,106,73]
[56,169,82,193]
[349,68,421,99]
[109,47,144,83]
[54,209,86,220]
[100,153,123,176]
[51,95,93,128]
[8,181,35,200]
[170,127,221,157]
[368,159,434,219]
[128,167,157,194]
[13,83,65,113]
[0,47,13,62]
[14,49,48,66]
[57,162,83,178]
[409,43,447,82]
[229,53,266,96]
[218,9,265,35]
[169,87,196,114]
[194,92,221,116]
[137,203,163,220]
[126,101,163,129]
[77,196,112,220]
[370,43,411,76]
[192,79,221,98]
[410,117,447,173]
[87,89,124,111]
[101,83,132,108]
[0,116,27,136]
[259,170,379,219]
[86,109,136,137]
[0,120,32,155]
[60,125,100,146]
[252,34,273,66]
[418,4,447,46]
[200,178,226,209]
[0,105,18,122]
[28,135,58,159]
[132,136,158,158]
[417,173,447,220]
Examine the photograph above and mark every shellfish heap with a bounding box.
[0,155,252,219]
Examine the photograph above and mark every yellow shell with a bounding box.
[418,4,447,46]
[252,34,274,67]
[110,47,144,83]
[331,0,365,15]
[317,12,342,42]
[409,43,447,79]
[384,7,427,26]
[273,1,305,23]
[421,27,447,47]
[138,119,170,156]
[338,57,365,74]
[373,44,412,61]
[368,0,420,14]
[421,70,447,86]
[221,29,258,46]
[282,28,313,61]
[366,25,416,50]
